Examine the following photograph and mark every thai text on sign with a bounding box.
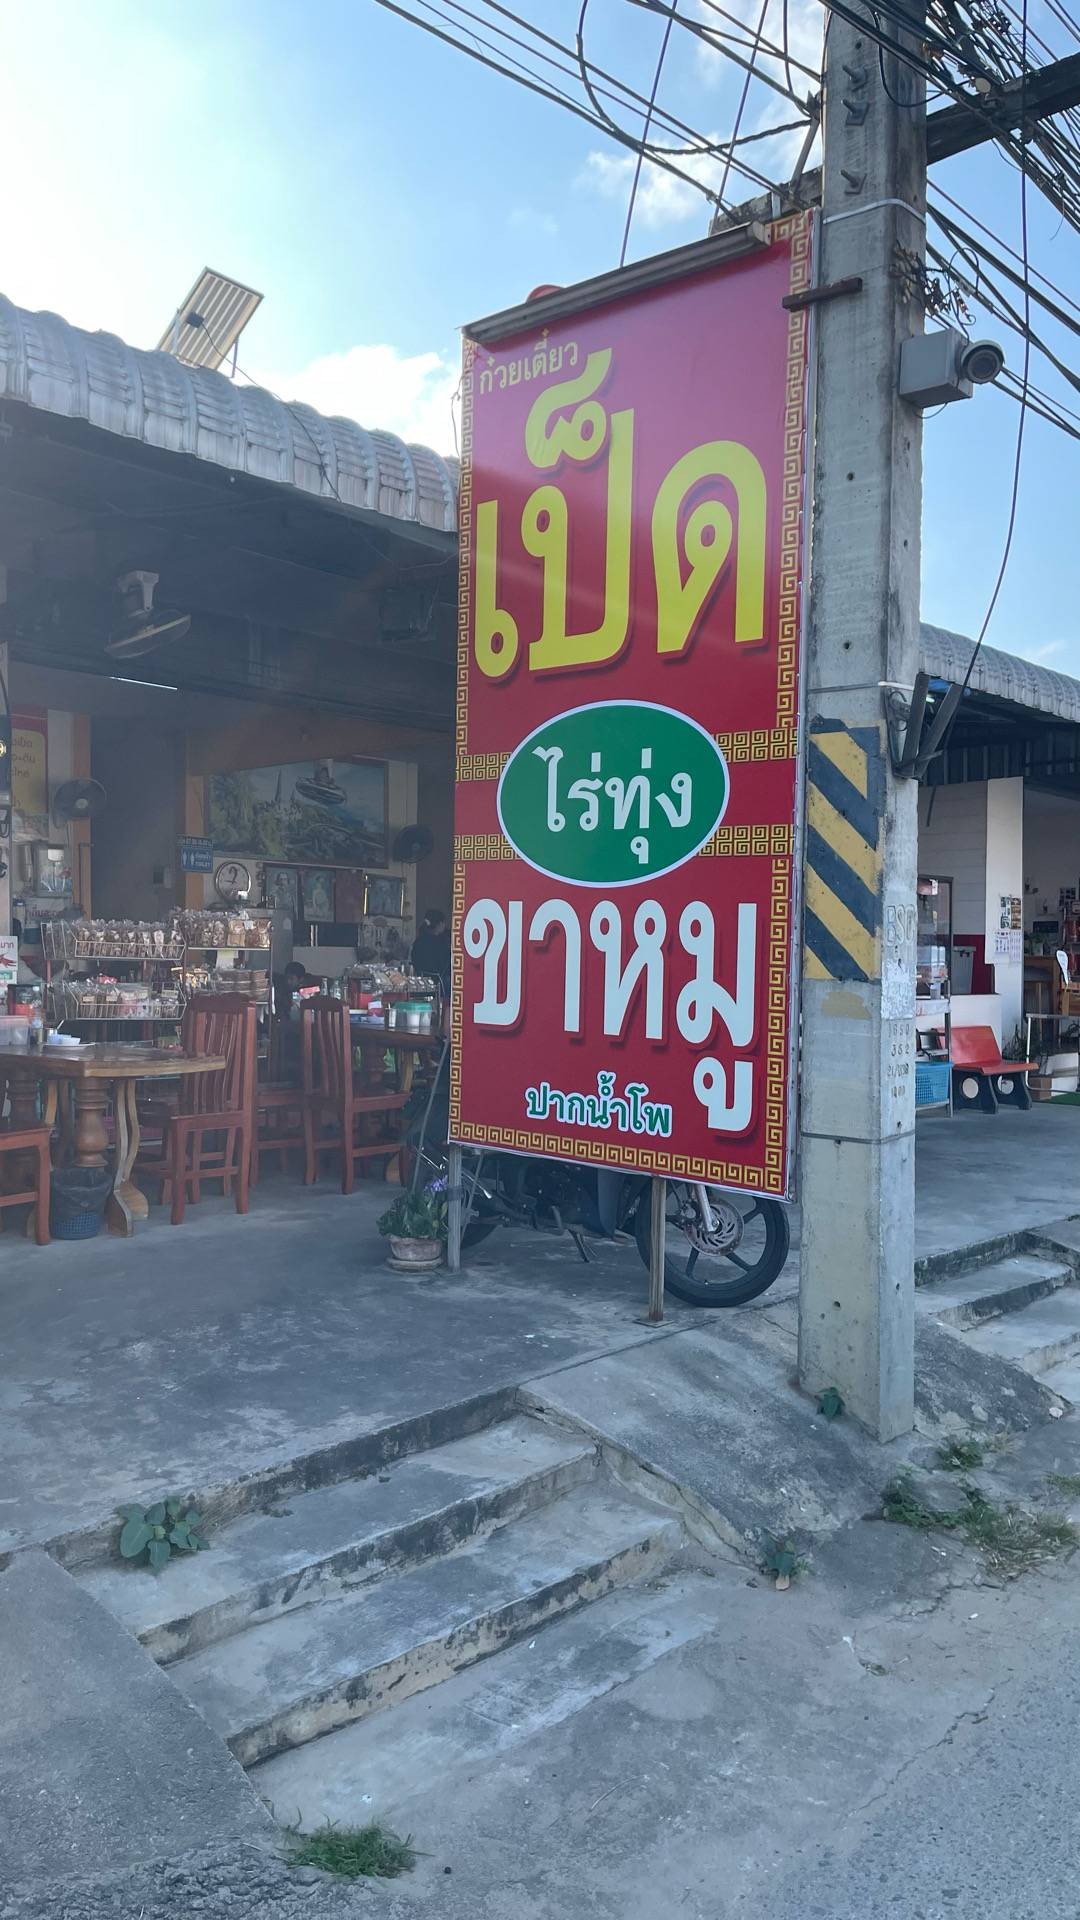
[452,218,812,1195]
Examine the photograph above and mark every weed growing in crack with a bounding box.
[882,1474,1079,1577]
[936,1437,985,1473]
[1047,1471,1080,1496]
[287,1822,416,1880]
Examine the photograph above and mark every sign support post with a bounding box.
[447,1142,463,1273]
[647,1178,666,1325]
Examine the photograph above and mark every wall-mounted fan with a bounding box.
[52,778,107,825]
[392,825,434,864]
[105,571,191,658]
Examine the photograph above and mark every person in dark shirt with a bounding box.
[411,909,451,987]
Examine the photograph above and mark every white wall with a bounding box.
[984,776,1024,1042]
[918,776,1024,1042]
[918,781,988,933]
[1023,789,1080,930]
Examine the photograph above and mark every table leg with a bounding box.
[107,1080,149,1237]
[70,1083,110,1168]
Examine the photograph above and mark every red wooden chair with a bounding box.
[303,997,409,1193]
[0,1079,51,1244]
[251,1011,313,1184]
[135,995,257,1224]
[951,1024,1035,1113]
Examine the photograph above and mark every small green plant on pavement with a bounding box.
[882,1473,1078,1577]
[817,1387,845,1421]
[288,1822,416,1880]
[116,1497,209,1572]
[936,1436,985,1472]
[1047,1471,1080,1496]
[762,1537,806,1590]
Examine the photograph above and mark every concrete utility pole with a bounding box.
[797,1,927,1439]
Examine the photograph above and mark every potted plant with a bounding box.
[377,1185,447,1271]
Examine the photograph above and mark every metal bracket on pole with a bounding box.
[885,672,962,778]
[447,1143,463,1273]
[647,1177,666,1325]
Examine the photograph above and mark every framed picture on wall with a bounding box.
[263,865,298,915]
[334,869,366,923]
[363,874,405,919]
[206,758,389,867]
[302,868,335,923]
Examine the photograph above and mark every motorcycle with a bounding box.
[407,1051,790,1310]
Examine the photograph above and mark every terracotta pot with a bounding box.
[388,1235,443,1271]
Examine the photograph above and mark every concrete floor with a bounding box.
[2,1103,1079,1552]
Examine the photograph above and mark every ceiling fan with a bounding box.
[105,571,191,658]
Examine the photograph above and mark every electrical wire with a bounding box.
[949,0,1034,727]
[717,0,773,206]
[613,0,680,266]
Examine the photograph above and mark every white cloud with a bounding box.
[579,144,724,230]
[694,0,822,90]
[1025,639,1065,662]
[248,342,462,455]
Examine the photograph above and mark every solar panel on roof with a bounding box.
[156,268,263,371]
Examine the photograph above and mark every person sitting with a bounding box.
[410,909,451,988]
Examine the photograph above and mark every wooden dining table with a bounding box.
[350,1023,445,1097]
[2,1044,226,1236]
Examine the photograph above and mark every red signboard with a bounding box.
[452,216,812,1196]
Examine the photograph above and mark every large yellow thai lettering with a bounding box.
[523,408,634,673]
[652,442,767,656]
[475,499,520,679]
[524,350,612,469]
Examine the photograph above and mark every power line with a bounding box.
[612,0,680,266]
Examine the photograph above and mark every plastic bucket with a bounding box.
[50,1166,113,1241]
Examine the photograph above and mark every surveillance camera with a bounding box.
[958,338,1005,386]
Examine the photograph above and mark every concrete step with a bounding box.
[172,1480,683,1768]
[1034,1353,1080,1405]
[252,1567,731,1831]
[918,1255,1073,1331]
[77,1416,596,1664]
[960,1287,1080,1376]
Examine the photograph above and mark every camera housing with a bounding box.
[899,327,1006,408]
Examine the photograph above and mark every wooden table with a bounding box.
[2,1045,226,1235]
[350,1024,444,1096]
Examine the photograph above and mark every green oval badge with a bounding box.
[497,700,729,887]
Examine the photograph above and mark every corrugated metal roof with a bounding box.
[0,292,458,535]
[919,622,1080,727]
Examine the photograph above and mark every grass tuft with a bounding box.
[882,1474,1079,1577]
[936,1437,985,1473]
[1047,1471,1080,1496]
[288,1821,416,1880]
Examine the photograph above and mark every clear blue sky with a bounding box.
[0,0,1076,670]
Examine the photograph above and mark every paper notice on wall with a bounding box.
[0,935,17,986]
[12,708,48,837]
[993,929,1022,962]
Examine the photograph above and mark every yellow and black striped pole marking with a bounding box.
[804,721,884,983]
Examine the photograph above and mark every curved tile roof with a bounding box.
[0,293,458,535]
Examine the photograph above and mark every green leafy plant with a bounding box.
[817,1387,845,1421]
[116,1496,209,1572]
[1047,1471,1080,1496]
[936,1436,985,1472]
[761,1537,805,1589]
[882,1473,1078,1576]
[377,1187,447,1242]
[287,1821,416,1880]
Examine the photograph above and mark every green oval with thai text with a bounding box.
[497,699,729,887]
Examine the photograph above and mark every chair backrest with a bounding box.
[307,997,352,1105]
[180,994,258,1116]
[951,1025,1001,1068]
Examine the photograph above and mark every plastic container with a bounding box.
[49,1166,113,1241]
[0,1015,30,1048]
[915,1061,951,1108]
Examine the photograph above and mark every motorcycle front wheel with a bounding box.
[633,1182,790,1307]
